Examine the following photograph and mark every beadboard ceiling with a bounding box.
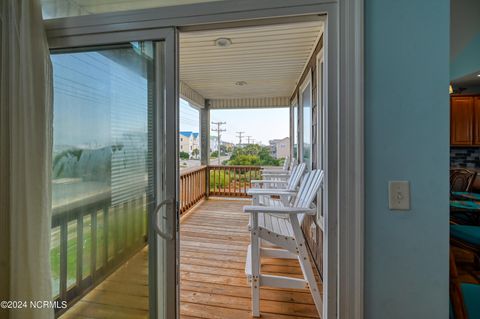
[180,20,323,100]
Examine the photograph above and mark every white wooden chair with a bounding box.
[261,159,298,182]
[244,169,324,317]
[262,156,293,173]
[248,163,306,207]
[251,162,306,190]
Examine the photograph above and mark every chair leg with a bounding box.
[297,241,323,316]
[251,213,261,317]
[290,216,323,317]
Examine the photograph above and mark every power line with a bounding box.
[246,136,254,144]
[212,121,226,165]
[236,131,245,146]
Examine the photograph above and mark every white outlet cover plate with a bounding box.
[388,180,410,211]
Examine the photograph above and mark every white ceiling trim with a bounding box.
[180,81,205,108]
[208,97,290,109]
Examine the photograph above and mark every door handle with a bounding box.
[152,198,175,240]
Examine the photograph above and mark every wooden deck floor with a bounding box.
[61,199,322,319]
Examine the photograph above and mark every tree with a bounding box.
[180,151,189,160]
[210,150,218,158]
[192,148,200,159]
[227,144,280,166]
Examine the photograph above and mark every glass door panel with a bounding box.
[50,34,177,319]
[302,83,312,168]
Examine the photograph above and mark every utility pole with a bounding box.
[246,136,253,144]
[211,121,226,165]
[236,131,245,146]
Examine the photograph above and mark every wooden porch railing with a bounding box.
[179,165,264,213]
[208,165,262,197]
[51,193,148,308]
[179,165,208,214]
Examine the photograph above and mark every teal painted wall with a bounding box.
[365,0,450,318]
[451,33,480,80]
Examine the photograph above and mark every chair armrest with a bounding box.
[262,169,287,173]
[251,180,288,185]
[243,205,316,215]
[247,189,296,196]
[262,171,289,175]
[262,174,290,180]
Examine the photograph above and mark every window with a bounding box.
[300,72,312,169]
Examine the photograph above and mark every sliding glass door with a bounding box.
[50,29,178,319]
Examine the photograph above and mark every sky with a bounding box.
[180,100,290,145]
[209,108,289,145]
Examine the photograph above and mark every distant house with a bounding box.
[269,137,290,159]
[210,135,218,153]
[180,131,199,157]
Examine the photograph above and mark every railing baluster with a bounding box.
[223,168,226,195]
[76,213,83,288]
[91,211,97,281]
[104,205,109,266]
[233,168,236,196]
[60,217,68,300]
[228,168,231,196]
[243,167,247,195]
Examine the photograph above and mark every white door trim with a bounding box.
[337,1,364,318]
[316,47,325,231]
[44,1,364,319]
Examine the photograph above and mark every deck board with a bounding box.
[61,199,322,319]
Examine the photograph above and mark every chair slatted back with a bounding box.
[282,156,290,171]
[292,170,325,224]
[450,168,476,193]
[286,163,306,191]
[289,158,298,171]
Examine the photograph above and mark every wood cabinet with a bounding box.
[451,96,475,146]
[474,97,480,145]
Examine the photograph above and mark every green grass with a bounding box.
[209,169,262,191]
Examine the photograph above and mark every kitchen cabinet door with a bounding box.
[451,96,474,146]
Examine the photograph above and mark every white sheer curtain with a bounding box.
[0,1,54,319]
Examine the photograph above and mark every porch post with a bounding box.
[289,103,295,159]
[200,100,210,197]
[200,101,210,165]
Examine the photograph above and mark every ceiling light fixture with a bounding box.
[235,81,247,86]
[214,37,232,48]
[477,74,480,77]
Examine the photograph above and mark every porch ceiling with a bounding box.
[180,20,323,101]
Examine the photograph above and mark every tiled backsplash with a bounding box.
[451,147,480,168]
